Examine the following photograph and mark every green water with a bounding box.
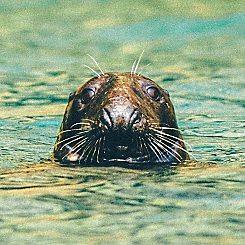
[0,1,244,244]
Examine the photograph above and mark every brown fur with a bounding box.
[54,73,189,165]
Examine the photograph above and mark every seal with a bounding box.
[53,72,189,165]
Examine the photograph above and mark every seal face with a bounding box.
[54,72,189,165]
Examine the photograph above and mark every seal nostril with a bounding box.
[129,109,142,128]
[100,108,113,129]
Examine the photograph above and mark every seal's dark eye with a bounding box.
[146,86,161,100]
[80,88,95,104]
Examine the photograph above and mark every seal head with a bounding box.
[54,72,189,165]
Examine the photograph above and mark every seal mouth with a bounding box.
[98,127,185,164]
[55,119,189,165]
[102,137,182,164]
[102,129,141,160]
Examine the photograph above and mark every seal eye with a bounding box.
[81,88,95,104]
[146,86,161,100]
[80,88,95,104]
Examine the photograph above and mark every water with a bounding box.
[0,1,244,244]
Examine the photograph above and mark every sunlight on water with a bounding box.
[0,0,244,243]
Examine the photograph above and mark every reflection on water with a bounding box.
[0,0,244,243]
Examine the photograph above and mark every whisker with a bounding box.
[137,136,152,162]
[84,137,99,162]
[149,125,183,133]
[154,133,197,160]
[148,134,182,162]
[150,122,170,126]
[97,136,105,163]
[58,128,83,136]
[158,131,193,152]
[152,139,181,163]
[146,138,167,162]
[61,136,88,160]
[90,138,100,163]
[84,141,96,162]
[79,137,97,163]
[84,64,101,77]
[149,133,182,159]
[87,54,105,75]
[149,127,193,151]
[131,59,137,75]
[76,118,95,123]
[60,135,88,151]
[134,50,145,74]
[146,142,160,162]
[71,121,91,126]
[95,137,102,163]
[70,122,91,129]
[84,118,95,122]
[55,132,88,146]
[71,137,89,154]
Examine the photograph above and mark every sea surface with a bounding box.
[0,1,244,244]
